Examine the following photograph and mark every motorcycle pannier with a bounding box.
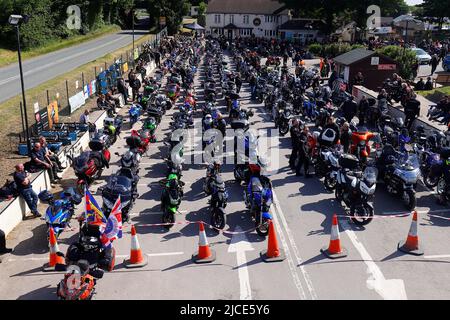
[339,154,360,169]
[89,139,104,152]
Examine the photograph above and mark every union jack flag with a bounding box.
[85,188,106,226]
[100,196,123,248]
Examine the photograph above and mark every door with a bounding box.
[227,29,233,39]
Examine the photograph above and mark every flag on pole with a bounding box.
[100,196,123,248]
[85,188,107,226]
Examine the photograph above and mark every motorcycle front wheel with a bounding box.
[350,205,374,225]
[210,208,226,230]
[279,122,289,136]
[162,209,175,229]
[423,173,439,189]
[402,190,416,211]
[436,178,446,195]
[324,175,337,192]
[256,218,270,237]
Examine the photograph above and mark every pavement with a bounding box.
[0,30,148,104]
[1,51,450,300]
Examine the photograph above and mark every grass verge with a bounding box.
[0,25,121,67]
[417,86,450,103]
[0,31,155,183]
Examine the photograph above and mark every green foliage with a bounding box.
[308,43,323,55]
[198,2,207,16]
[324,43,352,57]
[377,45,417,80]
[147,0,190,35]
[419,0,450,28]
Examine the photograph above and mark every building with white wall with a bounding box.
[205,0,290,39]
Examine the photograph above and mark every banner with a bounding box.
[123,62,129,73]
[47,101,59,129]
[134,48,139,60]
[91,80,97,95]
[69,90,86,114]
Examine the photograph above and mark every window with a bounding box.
[240,29,251,36]
[214,14,221,24]
[229,15,234,24]
[243,15,249,24]
[265,15,275,23]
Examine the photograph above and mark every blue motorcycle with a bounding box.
[129,104,142,127]
[38,188,83,239]
[244,175,273,237]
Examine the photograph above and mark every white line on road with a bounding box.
[382,209,450,216]
[272,192,318,300]
[424,255,450,259]
[270,203,307,300]
[116,252,184,258]
[339,219,408,300]
[0,35,129,87]
[228,226,254,300]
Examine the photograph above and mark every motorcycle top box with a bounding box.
[89,139,105,152]
[339,154,360,170]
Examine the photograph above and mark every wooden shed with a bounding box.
[333,48,398,92]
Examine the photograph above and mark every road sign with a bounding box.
[378,64,396,70]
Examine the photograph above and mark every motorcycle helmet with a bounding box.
[122,151,135,168]
[232,100,239,110]
[38,190,54,203]
[203,114,213,126]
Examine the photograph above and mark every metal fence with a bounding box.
[15,27,168,147]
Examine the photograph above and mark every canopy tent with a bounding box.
[183,22,205,31]
[393,15,425,31]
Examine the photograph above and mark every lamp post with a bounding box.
[132,9,135,67]
[9,14,31,155]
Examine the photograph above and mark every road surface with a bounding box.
[0,30,148,104]
[1,52,450,300]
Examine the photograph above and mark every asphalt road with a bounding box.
[1,52,450,300]
[0,30,148,104]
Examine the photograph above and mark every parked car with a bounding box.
[411,48,432,65]
[443,54,450,72]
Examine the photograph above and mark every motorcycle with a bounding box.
[350,129,379,163]
[38,188,83,239]
[56,260,104,300]
[208,174,228,230]
[160,174,183,229]
[377,149,421,210]
[129,104,142,127]
[71,139,111,194]
[277,106,293,136]
[244,175,273,236]
[335,155,378,225]
[99,168,138,223]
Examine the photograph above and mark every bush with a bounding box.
[308,43,323,56]
[351,44,365,50]
[324,43,352,57]
[377,45,417,80]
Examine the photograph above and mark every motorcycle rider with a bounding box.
[296,126,312,177]
[404,97,421,130]
[289,119,301,169]
[342,96,358,123]
[319,117,340,148]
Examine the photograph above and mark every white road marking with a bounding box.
[117,252,184,258]
[270,203,307,300]
[424,255,450,259]
[272,192,318,300]
[339,219,408,300]
[0,35,129,86]
[228,226,254,300]
[382,209,450,216]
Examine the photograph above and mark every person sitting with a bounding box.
[30,142,60,185]
[13,164,41,218]
[39,136,65,172]
[424,77,433,91]
[414,78,425,91]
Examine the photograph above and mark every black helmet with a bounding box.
[38,190,54,203]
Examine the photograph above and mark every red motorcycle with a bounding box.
[184,93,197,111]
[130,129,152,155]
[350,129,379,163]
[71,139,111,194]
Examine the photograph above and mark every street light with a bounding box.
[132,9,135,67]
[9,14,31,155]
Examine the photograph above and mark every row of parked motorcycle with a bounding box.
[38,38,200,300]
[227,41,450,226]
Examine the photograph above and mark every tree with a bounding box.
[419,0,450,29]
[377,45,417,80]
[146,0,190,34]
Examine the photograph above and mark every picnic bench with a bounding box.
[435,73,450,86]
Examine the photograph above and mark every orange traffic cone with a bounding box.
[192,221,216,263]
[260,219,285,262]
[124,225,148,268]
[42,228,65,272]
[321,214,347,259]
[398,211,423,256]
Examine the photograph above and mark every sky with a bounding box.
[405,0,423,5]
